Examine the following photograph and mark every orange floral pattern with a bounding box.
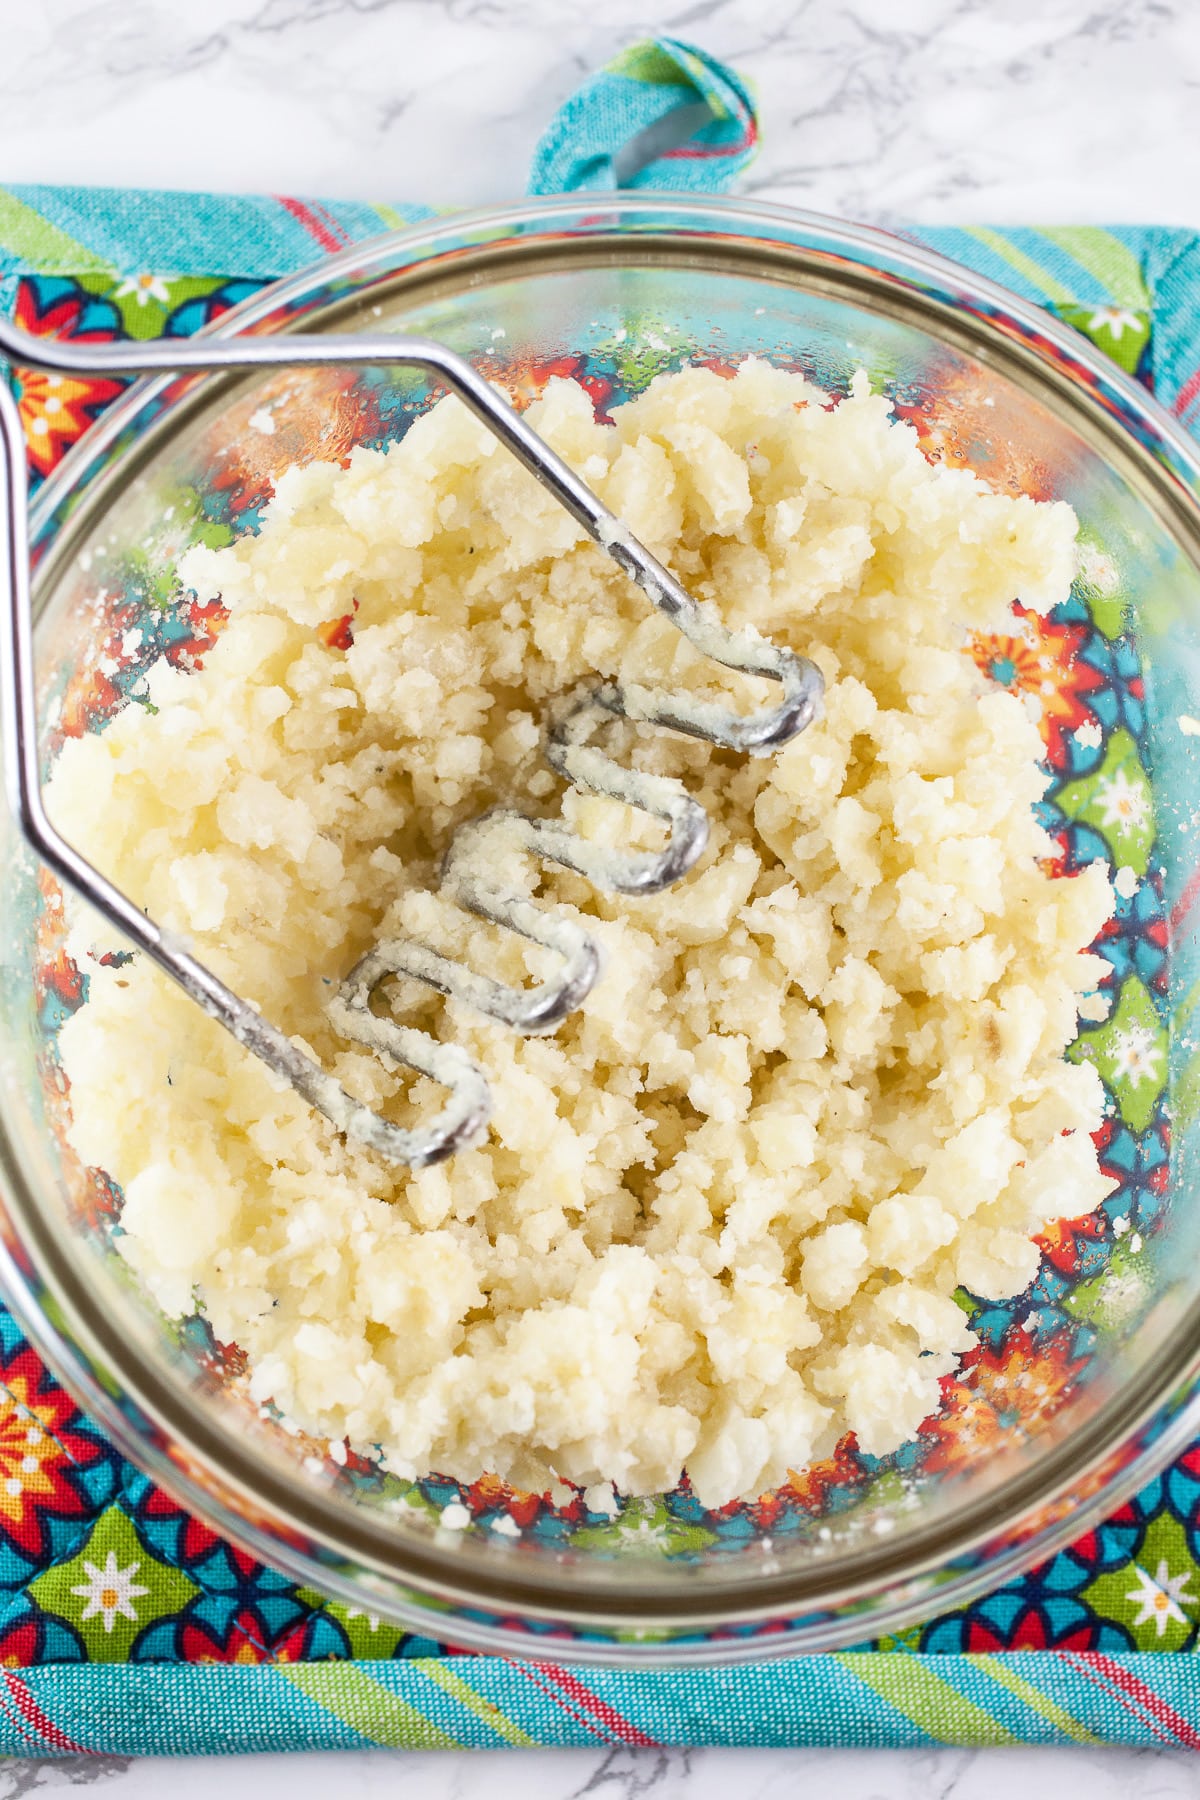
[10,281,125,481]
[969,601,1107,765]
[0,1348,103,1560]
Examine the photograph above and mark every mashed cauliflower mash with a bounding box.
[49,361,1115,1508]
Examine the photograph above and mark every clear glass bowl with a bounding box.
[2,195,1200,1664]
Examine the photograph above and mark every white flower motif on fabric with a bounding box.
[70,1550,150,1633]
[1095,766,1151,833]
[615,1517,673,1549]
[1125,1560,1195,1637]
[1088,307,1142,342]
[1108,1020,1164,1089]
[1077,545,1119,596]
[114,273,170,308]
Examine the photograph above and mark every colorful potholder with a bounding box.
[0,36,1199,1756]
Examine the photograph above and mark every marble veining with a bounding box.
[6,1742,1200,1796]
[0,0,1193,221]
[0,0,1197,1792]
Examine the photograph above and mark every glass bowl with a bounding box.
[2,195,1199,1665]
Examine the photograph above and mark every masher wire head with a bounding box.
[0,314,823,1169]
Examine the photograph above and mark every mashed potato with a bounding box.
[49,362,1115,1508]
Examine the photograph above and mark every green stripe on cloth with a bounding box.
[839,1652,1019,1744]
[278,1662,464,1749]
[1037,226,1153,310]
[416,1659,537,1746]
[372,202,418,233]
[0,190,112,278]
[960,226,1077,307]
[973,1654,1102,1744]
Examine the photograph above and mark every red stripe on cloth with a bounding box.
[276,195,346,255]
[535,1663,658,1746]
[1170,861,1200,933]
[663,113,758,162]
[306,198,351,248]
[0,1681,43,1754]
[1,1671,88,1754]
[1173,365,1200,420]
[1072,1651,1200,1749]
[508,1662,612,1743]
[1061,1652,1175,1746]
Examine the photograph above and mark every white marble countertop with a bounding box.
[1,0,1198,1795]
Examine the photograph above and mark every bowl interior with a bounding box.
[3,203,1200,1655]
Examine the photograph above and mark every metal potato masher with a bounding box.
[0,318,823,1168]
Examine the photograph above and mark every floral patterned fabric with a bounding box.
[0,253,1189,1670]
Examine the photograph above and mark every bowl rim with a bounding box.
[31,191,1200,530]
[5,188,1200,1662]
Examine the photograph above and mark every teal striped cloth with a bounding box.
[2,1652,1200,1754]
